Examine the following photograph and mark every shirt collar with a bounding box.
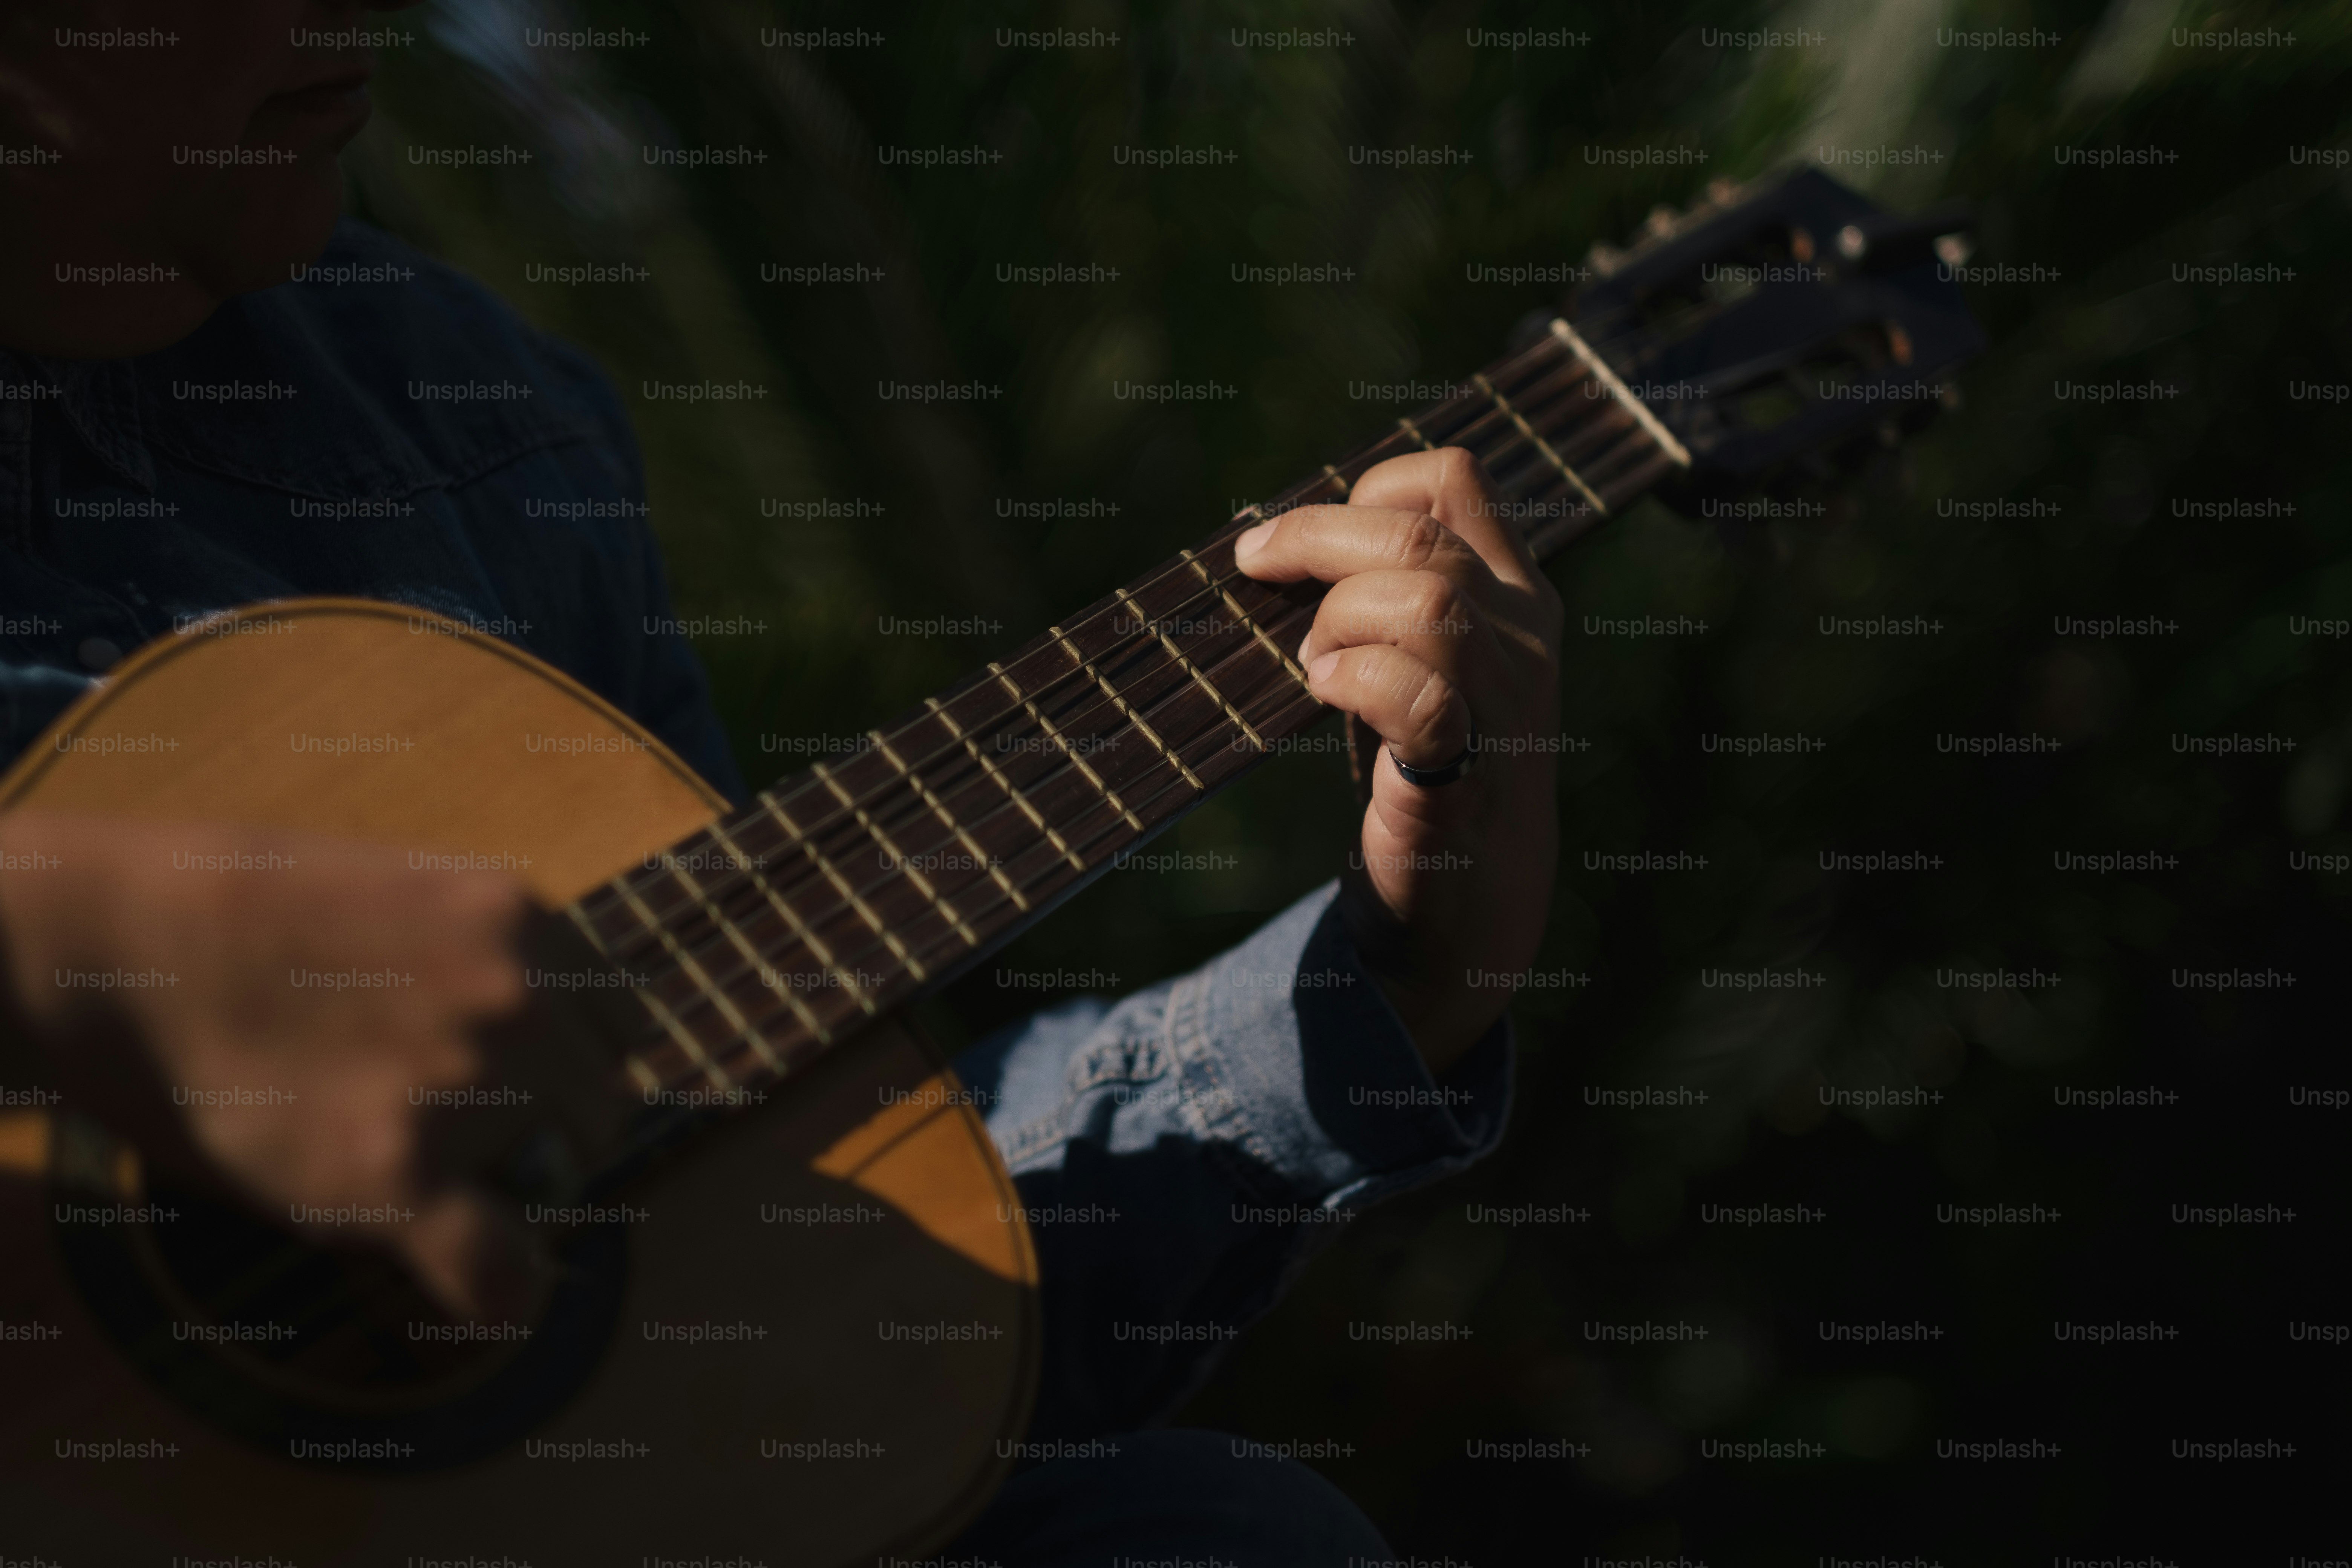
[0,348,156,493]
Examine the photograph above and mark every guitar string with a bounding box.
[648,588,1327,1020]
[595,341,1668,1076]
[635,673,1337,1093]
[599,388,1635,1036]
[610,406,1660,1071]
[621,583,1332,1057]
[585,326,1640,939]
[575,323,1609,929]
[634,441,1624,1094]
[621,414,1655,1071]
[627,376,1632,965]
[636,454,1642,1097]
[625,456,1651,1089]
[699,434,1649,1011]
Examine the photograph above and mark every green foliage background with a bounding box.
[356,0,2349,1555]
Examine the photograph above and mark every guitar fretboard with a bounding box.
[569,317,1686,1105]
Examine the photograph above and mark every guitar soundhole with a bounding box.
[138,1179,516,1397]
[52,1158,629,1472]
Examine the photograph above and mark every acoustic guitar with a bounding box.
[0,168,1979,1566]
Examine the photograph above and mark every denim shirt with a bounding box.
[0,218,1512,1438]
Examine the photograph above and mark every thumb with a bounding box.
[399,1187,548,1324]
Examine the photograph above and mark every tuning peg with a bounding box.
[1827,201,1975,274]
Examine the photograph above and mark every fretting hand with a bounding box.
[1233,448,1564,1073]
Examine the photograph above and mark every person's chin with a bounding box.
[190,167,351,299]
[0,155,354,359]
[185,89,374,297]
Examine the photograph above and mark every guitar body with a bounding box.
[0,601,1039,1566]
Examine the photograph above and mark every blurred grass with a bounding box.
[357,0,2351,1555]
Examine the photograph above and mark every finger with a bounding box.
[1230,502,1491,593]
[1297,568,1486,674]
[1346,447,1543,590]
[430,875,534,1020]
[317,876,526,1034]
[1305,643,1471,772]
[399,1187,548,1323]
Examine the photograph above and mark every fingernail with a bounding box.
[1308,651,1341,684]
[1233,521,1274,560]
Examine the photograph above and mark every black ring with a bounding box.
[1390,719,1479,789]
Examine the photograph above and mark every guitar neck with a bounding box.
[568,315,1686,1107]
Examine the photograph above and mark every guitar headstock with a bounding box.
[1532,167,1983,497]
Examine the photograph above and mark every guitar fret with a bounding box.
[787,646,1317,1021]
[989,660,1145,833]
[881,715,1078,880]
[1484,420,1611,503]
[746,797,884,1014]
[870,728,1031,915]
[622,1052,663,1096]
[1259,466,1351,518]
[1471,369,1609,519]
[1549,317,1691,469]
[700,818,843,1044]
[1419,335,1571,440]
[1578,424,1666,488]
[1049,625,1206,795]
[1062,629,1225,777]
[765,792,931,985]
[1139,611,1298,759]
[1397,414,1438,451]
[1599,447,1684,511]
[568,928,707,1091]
[1449,405,1522,468]
[1545,401,1637,468]
[972,617,1272,865]
[574,877,683,966]
[1181,547,1315,698]
[580,891,736,1091]
[1450,359,1591,472]
[1223,603,1326,741]
[1237,682,1330,757]
[814,757,982,949]
[728,587,1301,1011]
[659,866,787,1075]
[920,736,1090,869]
[926,695,1087,874]
[988,711,1138,835]
[1161,695,1280,794]
[1502,360,1617,433]
[1135,605,1299,740]
[1114,585,1265,752]
[1419,401,1502,453]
